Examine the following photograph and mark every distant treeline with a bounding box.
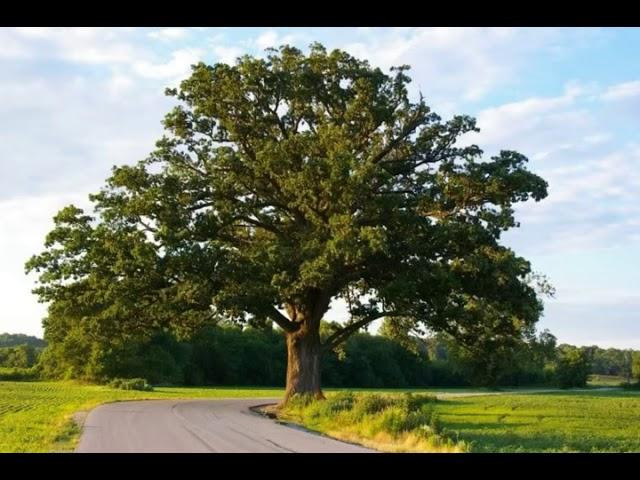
[0,333,46,349]
[0,333,46,370]
[10,324,638,389]
[0,333,46,380]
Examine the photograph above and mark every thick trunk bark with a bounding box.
[282,324,324,404]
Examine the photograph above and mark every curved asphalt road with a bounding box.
[76,398,374,453]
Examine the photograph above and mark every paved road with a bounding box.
[76,398,374,453]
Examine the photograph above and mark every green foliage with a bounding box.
[0,335,45,370]
[323,331,433,388]
[352,394,393,418]
[0,344,40,368]
[108,378,154,391]
[378,405,440,437]
[0,366,40,381]
[632,352,640,383]
[421,329,558,388]
[553,346,592,388]
[30,319,615,391]
[27,43,550,395]
[320,391,356,414]
[379,317,427,355]
[398,391,437,413]
[584,345,635,379]
[0,333,46,349]
[280,392,465,452]
[588,374,627,387]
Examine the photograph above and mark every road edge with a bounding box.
[249,403,379,453]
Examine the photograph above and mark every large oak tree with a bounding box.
[27,44,548,402]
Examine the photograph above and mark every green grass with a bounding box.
[587,374,627,387]
[279,392,468,452]
[278,389,640,452]
[0,381,283,452]
[4,381,640,453]
[432,390,640,452]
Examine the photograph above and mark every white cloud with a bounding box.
[0,72,171,200]
[458,83,640,257]
[256,30,279,50]
[468,84,594,158]
[0,193,90,336]
[583,133,611,145]
[12,27,138,65]
[12,27,55,38]
[254,29,305,51]
[601,80,640,101]
[212,45,244,64]
[0,29,36,58]
[148,28,189,41]
[133,48,203,82]
[5,28,198,82]
[106,72,134,96]
[333,27,581,108]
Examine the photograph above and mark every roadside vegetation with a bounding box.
[277,390,640,453]
[279,392,469,452]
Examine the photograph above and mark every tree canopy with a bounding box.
[26,43,549,401]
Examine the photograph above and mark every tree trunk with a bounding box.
[282,323,324,404]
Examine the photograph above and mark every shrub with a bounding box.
[554,347,591,388]
[324,391,356,413]
[352,394,392,419]
[302,392,357,421]
[108,377,154,391]
[0,366,39,381]
[278,392,464,452]
[398,392,437,413]
[378,403,440,438]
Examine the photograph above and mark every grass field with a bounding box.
[279,389,640,453]
[434,390,640,452]
[587,374,627,387]
[0,381,283,452]
[2,381,640,452]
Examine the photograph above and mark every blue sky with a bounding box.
[1,27,639,348]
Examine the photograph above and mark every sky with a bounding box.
[1,27,639,348]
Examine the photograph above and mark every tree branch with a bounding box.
[322,311,403,351]
[369,110,427,165]
[268,307,299,333]
[173,154,209,178]
[235,215,285,238]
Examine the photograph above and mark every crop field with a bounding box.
[434,390,640,452]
